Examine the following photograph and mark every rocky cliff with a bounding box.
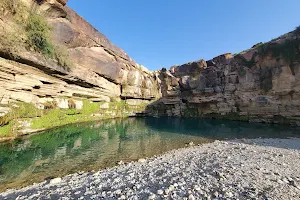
[0,0,299,138]
[0,0,160,137]
[147,29,300,125]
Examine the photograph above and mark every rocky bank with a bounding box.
[1,138,300,200]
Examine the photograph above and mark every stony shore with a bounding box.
[1,138,300,200]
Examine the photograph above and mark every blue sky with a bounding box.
[68,0,300,71]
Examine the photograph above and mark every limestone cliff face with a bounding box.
[0,0,161,118]
[147,31,300,125]
[0,0,299,135]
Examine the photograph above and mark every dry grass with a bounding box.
[68,99,76,109]
[43,101,57,109]
[54,44,73,70]
[0,0,28,22]
[0,0,74,70]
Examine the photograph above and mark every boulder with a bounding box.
[74,100,83,110]
[56,98,69,109]
[173,59,207,77]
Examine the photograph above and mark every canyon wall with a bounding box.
[146,31,300,125]
[0,0,161,136]
[0,0,299,138]
[0,0,160,118]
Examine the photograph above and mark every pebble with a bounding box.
[189,142,194,146]
[225,192,234,198]
[118,160,124,165]
[138,158,146,163]
[164,188,170,195]
[213,191,219,197]
[115,189,122,195]
[148,194,156,199]
[1,139,299,200]
[157,190,164,195]
[169,185,175,191]
[50,178,62,185]
[188,194,195,200]
[193,185,201,191]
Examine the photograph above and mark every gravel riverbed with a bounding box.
[1,138,300,200]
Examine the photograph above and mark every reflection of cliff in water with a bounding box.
[0,118,210,192]
[143,117,300,139]
[0,117,299,191]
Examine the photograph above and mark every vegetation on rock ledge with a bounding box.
[0,0,73,70]
[0,100,148,138]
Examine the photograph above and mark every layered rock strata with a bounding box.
[0,0,161,118]
[147,31,300,125]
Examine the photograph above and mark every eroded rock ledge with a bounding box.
[0,0,300,138]
[0,0,162,137]
[146,31,300,125]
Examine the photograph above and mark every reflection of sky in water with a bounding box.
[0,117,299,192]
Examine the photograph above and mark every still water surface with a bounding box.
[0,117,299,191]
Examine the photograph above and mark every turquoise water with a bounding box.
[0,117,299,191]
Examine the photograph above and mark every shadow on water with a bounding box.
[0,117,299,192]
[143,116,300,139]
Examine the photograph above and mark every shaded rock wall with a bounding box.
[147,31,300,125]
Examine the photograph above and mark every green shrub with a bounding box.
[26,14,73,70]
[235,54,256,68]
[26,14,54,57]
[257,39,300,67]
[183,107,199,117]
[54,44,73,70]
[0,0,73,70]
[0,123,12,137]
[0,102,42,128]
[238,68,247,76]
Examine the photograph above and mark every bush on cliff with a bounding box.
[0,0,73,70]
[26,14,55,57]
[257,39,300,74]
[26,13,73,70]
